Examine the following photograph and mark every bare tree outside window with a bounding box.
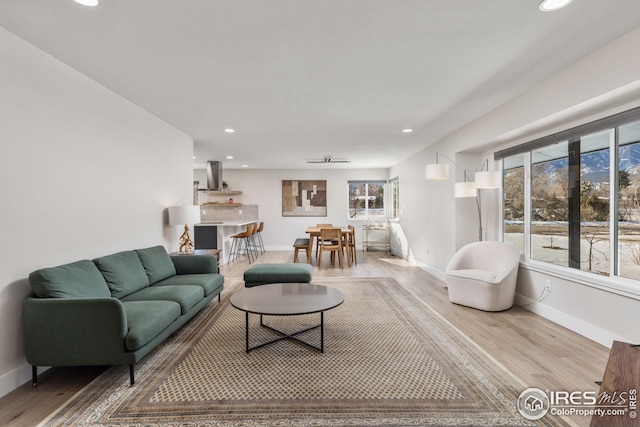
[531,146,569,267]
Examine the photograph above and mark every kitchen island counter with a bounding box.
[195,220,259,265]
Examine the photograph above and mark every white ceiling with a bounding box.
[1,1,640,170]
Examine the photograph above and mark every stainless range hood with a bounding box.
[205,161,223,191]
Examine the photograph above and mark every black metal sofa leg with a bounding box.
[129,364,135,386]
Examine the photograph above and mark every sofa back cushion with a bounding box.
[29,260,111,298]
[93,251,149,299]
[135,246,176,285]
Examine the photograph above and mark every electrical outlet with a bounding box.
[545,279,552,292]
[239,209,242,215]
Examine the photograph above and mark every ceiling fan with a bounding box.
[306,155,351,164]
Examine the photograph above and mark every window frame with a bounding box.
[498,106,640,299]
[347,180,388,221]
[389,177,400,220]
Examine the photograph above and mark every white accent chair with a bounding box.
[445,241,521,311]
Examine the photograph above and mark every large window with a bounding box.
[503,154,525,252]
[499,107,640,286]
[348,180,386,220]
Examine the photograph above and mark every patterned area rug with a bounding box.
[42,277,566,426]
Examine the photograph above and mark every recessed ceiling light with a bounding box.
[224,129,235,133]
[242,164,248,168]
[402,129,413,133]
[193,156,196,159]
[73,0,101,6]
[539,0,573,12]
[226,156,234,160]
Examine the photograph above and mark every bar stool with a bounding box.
[228,223,255,264]
[254,222,265,254]
[247,222,261,258]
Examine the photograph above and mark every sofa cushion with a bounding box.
[121,285,204,314]
[93,251,149,299]
[154,274,224,297]
[122,300,181,351]
[135,246,176,285]
[28,260,111,299]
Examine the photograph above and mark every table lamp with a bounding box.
[168,205,201,254]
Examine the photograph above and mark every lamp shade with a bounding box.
[168,205,201,226]
[425,163,450,180]
[474,170,501,189]
[454,181,477,198]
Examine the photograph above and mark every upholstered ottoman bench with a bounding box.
[243,263,313,288]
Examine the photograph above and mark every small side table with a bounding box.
[170,249,221,274]
[362,223,390,254]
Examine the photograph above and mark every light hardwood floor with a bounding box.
[0,250,610,426]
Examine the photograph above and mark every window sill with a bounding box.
[519,258,640,301]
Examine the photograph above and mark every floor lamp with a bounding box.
[453,172,483,241]
[168,205,201,254]
[426,154,501,241]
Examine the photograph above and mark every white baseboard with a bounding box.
[414,259,447,282]
[413,260,619,349]
[0,363,45,399]
[515,293,622,348]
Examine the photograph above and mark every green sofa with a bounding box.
[23,245,224,386]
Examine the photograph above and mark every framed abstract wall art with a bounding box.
[282,180,327,217]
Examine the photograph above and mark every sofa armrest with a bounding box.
[170,255,218,275]
[23,295,128,366]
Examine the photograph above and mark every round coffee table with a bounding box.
[230,282,344,353]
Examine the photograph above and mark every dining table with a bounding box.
[304,226,354,267]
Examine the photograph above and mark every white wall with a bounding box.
[390,27,640,347]
[0,28,193,397]
[194,168,388,251]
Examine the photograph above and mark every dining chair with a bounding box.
[343,224,357,266]
[318,227,344,269]
[315,224,333,258]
